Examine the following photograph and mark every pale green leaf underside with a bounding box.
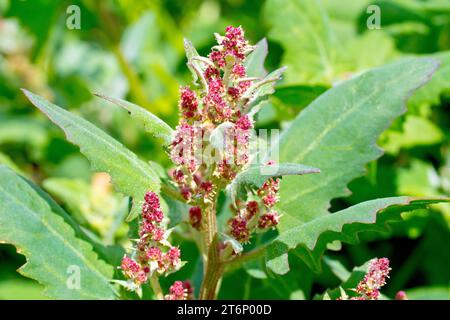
[22,89,160,221]
[0,165,117,299]
[266,197,450,274]
[228,163,320,205]
[244,38,268,78]
[94,93,174,145]
[275,58,439,228]
[184,38,204,85]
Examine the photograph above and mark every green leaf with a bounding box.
[241,67,287,117]
[22,89,160,221]
[270,85,328,116]
[242,67,287,111]
[244,38,268,78]
[0,279,48,300]
[184,38,204,86]
[227,163,320,205]
[274,58,438,228]
[94,93,174,145]
[264,0,340,85]
[264,0,398,85]
[0,165,117,299]
[405,287,450,300]
[380,115,444,155]
[266,197,450,274]
[409,51,450,109]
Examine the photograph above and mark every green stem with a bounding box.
[149,275,164,300]
[199,235,223,300]
[199,195,224,299]
[224,244,268,271]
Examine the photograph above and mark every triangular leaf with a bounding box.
[22,89,160,222]
[274,58,439,228]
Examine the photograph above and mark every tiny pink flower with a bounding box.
[229,216,250,243]
[182,281,194,300]
[135,270,148,285]
[144,191,160,209]
[258,212,280,229]
[146,247,162,261]
[151,227,165,242]
[179,86,199,120]
[180,186,192,200]
[262,194,278,207]
[165,281,187,300]
[164,247,181,270]
[209,51,225,68]
[189,206,202,230]
[200,181,213,194]
[395,291,408,300]
[204,66,220,81]
[227,87,240,99]
[121,256,140,277]
[356,257,391,300]
[232,64,246,78]
[236,115,252,130]
[245,201,259,219]
[171,169,185,183]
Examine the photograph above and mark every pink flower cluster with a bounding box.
[355,257,391,300]
[337,257,391,300]
[120,192,182,291]
[169,26,256,206]
[228,163,281,243]
[165,280,194,300]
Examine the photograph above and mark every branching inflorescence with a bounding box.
[338,258,392,300]
[118,26,285,300]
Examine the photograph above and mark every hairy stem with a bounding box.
[224,244,268,269]
[149,275,164,300]
[199,195,224,299]
[199,235,224,300]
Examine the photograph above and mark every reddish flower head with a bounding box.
[229,216,250,243]
[356,258,391,300]
[236,115,252,130]
[179,86,199,119]
[121,256,140,276]
[245,201,259,219]
[258,212,280,229]
[189,206,202,230]
[165,281,187,300]
[146,247,162,261]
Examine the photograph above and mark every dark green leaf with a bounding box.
[266,197,450,274]
[0,165,117,299]
[22,89,160,221]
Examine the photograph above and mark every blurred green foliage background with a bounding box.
[0,0,449,299]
